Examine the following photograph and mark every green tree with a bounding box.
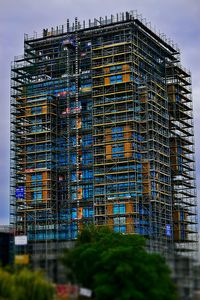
[0,268,14,300]
[62,225,178,300]
[0,268,55,300]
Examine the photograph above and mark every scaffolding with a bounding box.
[10,11,198,279]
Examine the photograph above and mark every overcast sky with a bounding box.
[0,0,200,225]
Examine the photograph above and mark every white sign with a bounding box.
[79,287,92,298]
[15,235,28,246]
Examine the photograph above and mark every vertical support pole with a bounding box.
[75,17,80,233]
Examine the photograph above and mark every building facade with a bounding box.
[10,11,197,279]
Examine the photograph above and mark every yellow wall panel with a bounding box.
[15,255,29,265]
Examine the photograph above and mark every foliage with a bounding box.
[0,267,55,300]
[62,225,178,300]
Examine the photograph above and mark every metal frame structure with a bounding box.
[10,11,198,280]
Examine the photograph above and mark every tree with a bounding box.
[0,268,55,300]
[62,225,178,300]
[0,268,14,300]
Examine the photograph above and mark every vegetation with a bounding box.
[0,268,55,300]
[62,225,178,300]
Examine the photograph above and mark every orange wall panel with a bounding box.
[106,145,112,160]
[104,67,110,74]
[107,204,113,214]
[107,218,113,225]
[42,106,47,114]
[126,203,133,213]
[124,142,132,158]
[78,188,82,199]
[143,183,150,194]
[122,74,130,82]
[42,172,48,180]
[105,128,111,141]
[126,216,133,233]
[124,125,131,139]
[142,162,150,172]
[77,118,82,129]
[122,64,130,71]
[26,174,31,187]
[26,192,31,201]
[42,190,48,201]
[104,77,110,85]
[78,208,83,219]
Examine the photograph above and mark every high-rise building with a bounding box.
[10,11,198,279]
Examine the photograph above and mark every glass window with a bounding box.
[112,144,124,153]
[113,217,126,225]
[71,172,76,181]
[113,204,126,214]
[31,191,42,201]
[110,75,122,84]
[31,106,42,114]
[71,154,76,164]
[83,207,93,218]
[71,208,77,219]
[114,225,126,233]
[31,173,42,181]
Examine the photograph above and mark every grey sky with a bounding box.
[0,0,200,225]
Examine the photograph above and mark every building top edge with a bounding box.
[24,10,180,53]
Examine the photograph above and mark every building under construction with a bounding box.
[10,11,197,282]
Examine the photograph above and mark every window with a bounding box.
[180,211,184,221]
[71,172,76,181]
[112,144,124,153]
[31,173,42,181]
[71,208,77,219]
[113,217,126,225]
[112,127,124,140]
[82,134,92,146]
[113,204,126,214]
[112,143,124,158]
[31,191,42,201]
[166,224,171,236]
[83,185,93,199]
[114,225,126,233]
[110,74,123,84]
[110,65,122,73]
[83,207,93,218]
[31,106,42,115]
[71,223,78,239]
[70,136,76,146]
[71,192,77,200]
[82,170,93,180]
[82,152,92,165]
[71,154,76,164]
